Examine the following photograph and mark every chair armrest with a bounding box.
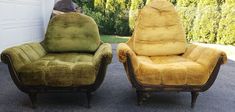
[183,43,227,73]
[1,42,47,71]
[93,43,113,67]
[117,43,139,70]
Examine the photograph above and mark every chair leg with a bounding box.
[136,91,143,106]
[28,93,37,109]
[191,92,199,108]
[86,92,91,108]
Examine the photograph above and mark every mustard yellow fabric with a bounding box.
[133,0,187,56]
[117,43,227,86]
[117,0,227,86]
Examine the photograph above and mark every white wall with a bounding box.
[42,0,55,33]
[0,0,55,54]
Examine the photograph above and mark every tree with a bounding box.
[176,7,197,42]
[94,0,106,12]
[146,0,177,5]
[192,0,221,43]
[177,0,197,7]
[176,0,198,41]
[217,1,235,45]
[129,0,144,30]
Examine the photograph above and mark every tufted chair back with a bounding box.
[43,13,101,53]
[132,0,187,56]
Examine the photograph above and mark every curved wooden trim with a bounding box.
[1,53,27,93]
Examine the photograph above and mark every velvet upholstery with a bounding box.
[43,13,101,53]
[133,0,186,56]
[117,0,227,86]
[18,53,95,86]
[1,13,112,87]
[2,43,112,87]
[1,43,46,71]
[117,43,226,86]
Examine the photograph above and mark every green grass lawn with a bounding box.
[100,35,130,43]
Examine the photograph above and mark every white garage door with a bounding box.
[0,0,54,54]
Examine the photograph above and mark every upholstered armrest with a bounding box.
[183,44,227,73]
[93,43,113,67]
[117,43,139,70]
[1,43,47,71]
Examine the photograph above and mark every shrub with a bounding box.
[226,0,235,4]
[176,0,198,42]
[94,0,106,12]
[217,3,235,45]
[177,0,197,7]
[176,6,197,42]
[192,6,221,43]
[129,0,144,30]
[191,0,221,43]
[114,0,132,36]
[105,0,131,35]
[82,0,131,36]
[79,0,235,45]
[197,0,218,7]
[146,0,177,5]
[168,0,177,5]
[82,6,105,31]
[73,0,93,9]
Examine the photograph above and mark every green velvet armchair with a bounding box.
[1,13,112,108]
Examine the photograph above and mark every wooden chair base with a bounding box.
[28,92,92,109]
[136,91,199,108]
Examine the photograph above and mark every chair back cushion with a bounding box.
[43,13,101,53]
[133,0,187,56]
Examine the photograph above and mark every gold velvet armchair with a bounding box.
[117,0,227,108]
[1,13,112,108]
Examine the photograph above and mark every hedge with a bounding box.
[83,0,131,35]
[146,0,177,5]
[74,0,235,45]
[193,6,221,43]
[94,0,106,12]
[217,2,235,45]
[177,0,197,7]
[176,6,197,42]
[190,0,221,43]
[129,0,144,30]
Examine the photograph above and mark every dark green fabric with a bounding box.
[18,53,97,86]
[1,42,113,87]
[1,13,113,87]
[1,43,46,71]
[44,13,101,53]
[17,43,113,87]
[93,43,113,69]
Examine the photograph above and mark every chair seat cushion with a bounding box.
[18,53,97,87]
[135,56,210,86]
